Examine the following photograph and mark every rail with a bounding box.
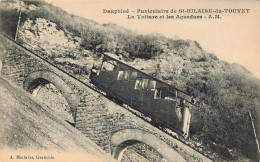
[0,33,99,93]
[0,33,218,161]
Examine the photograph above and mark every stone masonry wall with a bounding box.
[0,35,111,152]
[0,35,211,162]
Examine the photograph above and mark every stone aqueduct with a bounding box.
[0,35,210,162]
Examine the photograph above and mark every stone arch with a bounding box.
[111,129,186,162]
[23,70,79,121]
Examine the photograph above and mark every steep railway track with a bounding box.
[1,33,220,161]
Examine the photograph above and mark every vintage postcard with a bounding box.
[0,0,259,162]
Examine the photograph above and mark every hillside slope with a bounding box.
[0,0,259,161]
[0,76,115,162]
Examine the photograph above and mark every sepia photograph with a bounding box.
[0,0,259,161]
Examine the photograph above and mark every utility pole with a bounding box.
[14,0,22,41]
[248,110,260,160]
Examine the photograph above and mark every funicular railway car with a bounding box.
[90,53,196,137]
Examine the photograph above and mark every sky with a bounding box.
[45,0,260,79]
